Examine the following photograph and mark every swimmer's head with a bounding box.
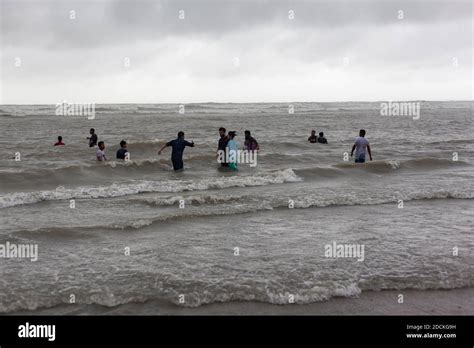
[244,130,251,138]
[219,127,226,137]
[98,141,105,150]
[319,132,324,137]
[90,128,95,134]
[228,131,236,139]
[311,130,316,135]
[58,136,63,141]
[359,129,366,137]
[120,140,127,148]
[178,131,184,138]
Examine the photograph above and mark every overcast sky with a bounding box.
[1,0,472,104]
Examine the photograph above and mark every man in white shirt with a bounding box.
[96,141,106,161]
[350,129,372,163]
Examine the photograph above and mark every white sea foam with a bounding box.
[0,169,301,209]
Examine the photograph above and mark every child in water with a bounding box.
[54,136,65,146]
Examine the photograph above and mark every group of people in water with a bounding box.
[308,130,328,144]
[216,128,260,170]
[52,127,373,170]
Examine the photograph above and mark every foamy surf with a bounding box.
[5,186,473,235]
[334,157,467,172]
[0,169,301,209]
[1,270,472,313]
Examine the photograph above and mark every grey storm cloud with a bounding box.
[1,0,471,49]
[1,0,472,103]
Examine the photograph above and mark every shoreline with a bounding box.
[9,287,474,316]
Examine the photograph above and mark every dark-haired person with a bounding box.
[54,136,65,146]
[116,140,129,160]
[217,127,229,167]
[308,130,317,143]
[96,141,106,161]
[317,132,328,144]
[244,130,259,151]
[87,128,98,147]
[350,129,372,163]
[158,131,194,171]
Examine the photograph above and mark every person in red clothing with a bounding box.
[54,136,65,146]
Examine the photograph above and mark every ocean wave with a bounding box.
[334,157,467,173]
[427,139,474,145]
[7,187,473,235]
[1,277,472,313]
[0,169,301,209]
[0,156,469,195]
[133,193,248,207]
[292,157,469,178]
[0,157,203,185]
[288,188,473,209]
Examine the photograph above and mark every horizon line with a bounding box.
[1,99,473,106]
